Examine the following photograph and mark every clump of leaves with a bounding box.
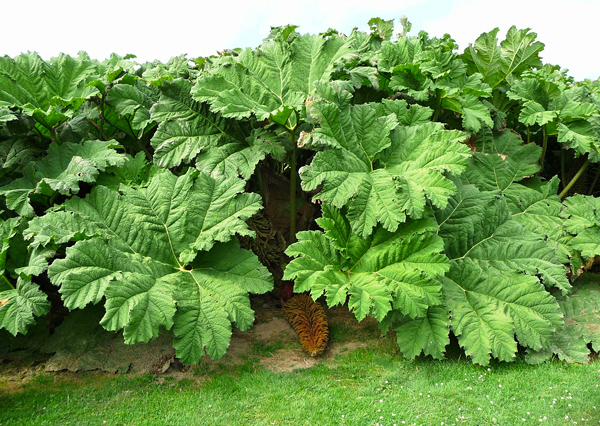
[2,18,600,368]
[300,81,470,238]
[25,170,273,364]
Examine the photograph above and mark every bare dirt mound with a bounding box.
[260,341,367,373]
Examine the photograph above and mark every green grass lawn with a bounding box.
[1,332,599,426]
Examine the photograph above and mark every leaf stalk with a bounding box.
[561,150,566,190]
[432,89,442,122]
[49,127,58,144]
[2,274,15,290]
[559,158,590,199]
[100,93,107,140]
[289,129,297,244]
[539,125,547,171]
[588,165,600,195]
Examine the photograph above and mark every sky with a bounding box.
[1,0,598,81]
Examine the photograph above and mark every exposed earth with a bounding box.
[0,296,383,393]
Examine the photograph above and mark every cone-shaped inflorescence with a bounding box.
[282,294,329,356]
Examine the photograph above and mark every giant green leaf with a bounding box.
[193,29,357,127]
[555,89,599,121]
[95,152,164,190]
[150,74,280,180]
[507,76,600,159]
[442,259,563,365]
[34,170,271,363]
[149,79,246,169]
[0,108,16,123]
[518,101,556,126]
[284,205,449,323]
[508,75,557,126]
[375,37,425,73]
[373,98,433,126]
[561,194,600,234]
[367,17,395,42]
[561,194,600,258]
[195,129,286,180]
[462,26,544,88]
[437,182,570,294]
[172,243,271,362]
[567,229,600,259]
[0,138,46,174]
[393,305,450,360]
[0,277,50,336]
[0,52,100,129]
[0,140,127,216]
[506,178,564,239]
[0,217,20,277]
[464,129,541,193]
[453,94,494,133]
[558,120,600,160]
[507,67,564,106]
[464,130,573,268]
[526,274,600,364]
[525,323,590,365]
[504,178,574,267]
[106,80,160,137]
[559,274,600,351]
[377,35,493,132]
[95,53,140,84]
[141,55,195,86]
[37,140,127,193]
[14,246,55,278]
[300,86,470,237]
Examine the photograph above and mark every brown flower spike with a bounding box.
[282,294,329,356]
